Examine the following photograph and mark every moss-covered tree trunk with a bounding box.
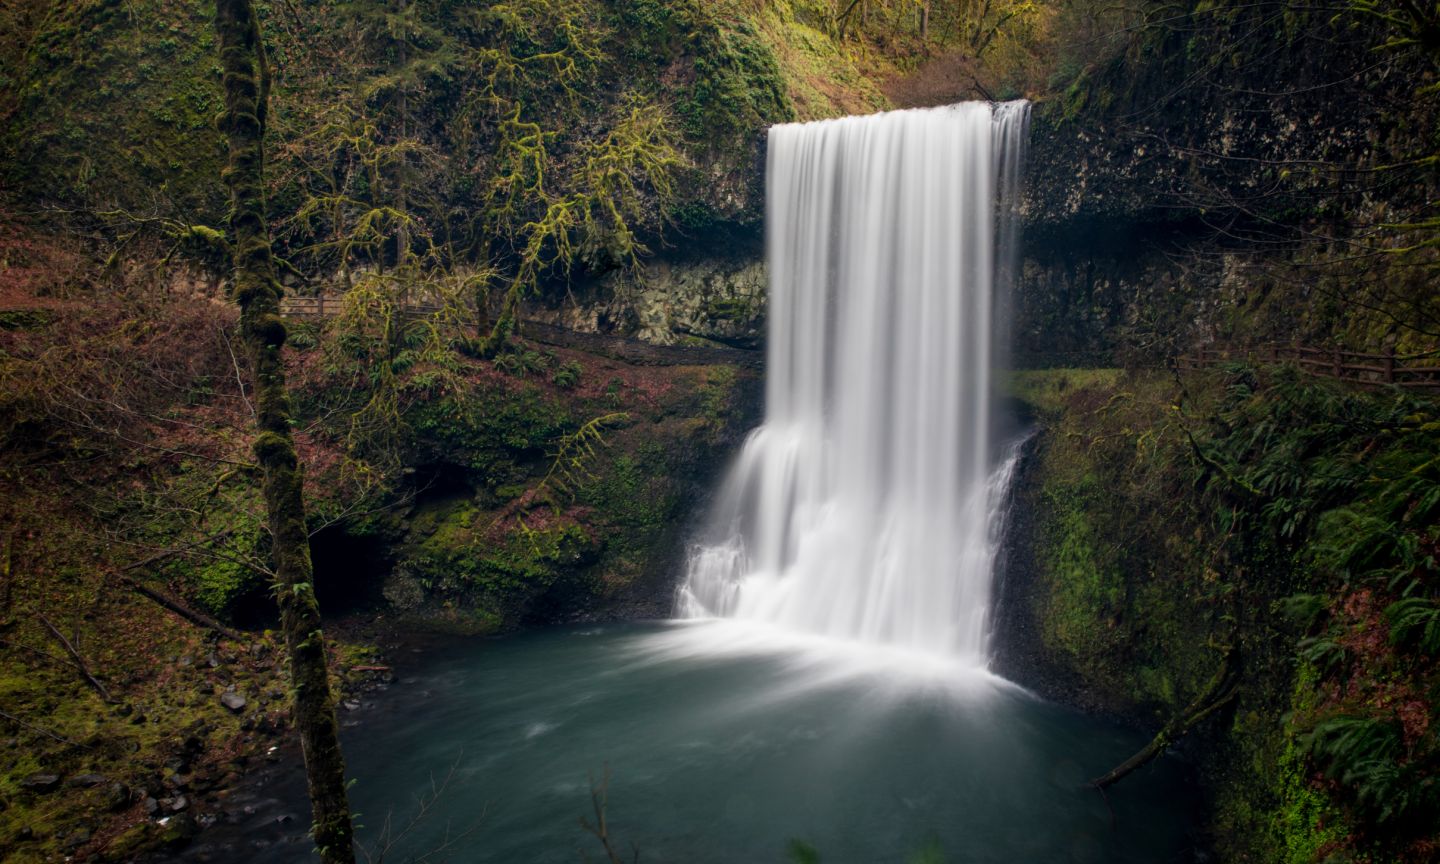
[213,2,356,861]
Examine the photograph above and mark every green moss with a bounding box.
[680,12,793,146]
[1272,725,1349,859]
[2,0,226,216]
[1005,368,1125,418]
[1039,478,1125,660]
[476,522,594,592]
[407,385,573,488]
[397,496,598,624]
[696,364,740,438]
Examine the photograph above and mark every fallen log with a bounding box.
[36,613,115,704]
[117,576,245,643]
[1091,648,1238,790]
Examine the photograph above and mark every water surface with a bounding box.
[225,621,1196,863]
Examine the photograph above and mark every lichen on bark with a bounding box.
[212,0,356,860]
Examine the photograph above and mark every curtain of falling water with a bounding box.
[679,101,1031,665]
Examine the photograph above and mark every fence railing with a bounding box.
[1175,344,1440,391]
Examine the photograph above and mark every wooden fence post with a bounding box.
[1333,347,1342,379]
[1385,347,1396,384]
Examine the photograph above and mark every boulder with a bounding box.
[19,773,61,793]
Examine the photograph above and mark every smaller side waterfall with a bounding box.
[677,101,1031,665]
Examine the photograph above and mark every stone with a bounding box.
[62,827,91,851]
[67,773,108,788]
[106,782,132,811]
[160,813,199,848]
[170,795,189,812]
[220,691,247,712]
[19,774,61,793]
[143,797,160,816]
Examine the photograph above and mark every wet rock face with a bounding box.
[1007,11,1435,366]
[530,255,767,348]
[1018,6,1431,245]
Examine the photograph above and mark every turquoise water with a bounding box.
[234,621,1197,863]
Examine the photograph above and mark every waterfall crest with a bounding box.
[678,101,1031,665]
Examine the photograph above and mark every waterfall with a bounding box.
[678,101,1031,666]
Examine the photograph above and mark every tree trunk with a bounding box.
[212,2,357,862]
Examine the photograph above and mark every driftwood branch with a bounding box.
[0,707,86,747]
[1091,648,1238,790]
[118,528,237,574]
[117,576,245,642]
[581,765,637,864]
[35,614,115,703]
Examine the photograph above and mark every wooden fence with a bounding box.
[1175,344,1440,391]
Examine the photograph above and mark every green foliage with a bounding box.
[1016,366,1440,859]
[551,360,583,389]
[401,501,595,616]
[1189,367,1440,851]
[1304,716,1411,823]
[407,384,573,487]
[1385,597,1440,653]
[493,348,551,378]
[1278,593,1329,632]
[1196,367,1427,547]
[533,411,629,509]
[1266,671,1351,864]
[478,522,594,592]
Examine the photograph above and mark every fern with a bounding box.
[1297,635,1347,673]
[1305,716,1407,823]
[533,412,630,509]
[1385,597,1440,653]
[1279,593,1330,632]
